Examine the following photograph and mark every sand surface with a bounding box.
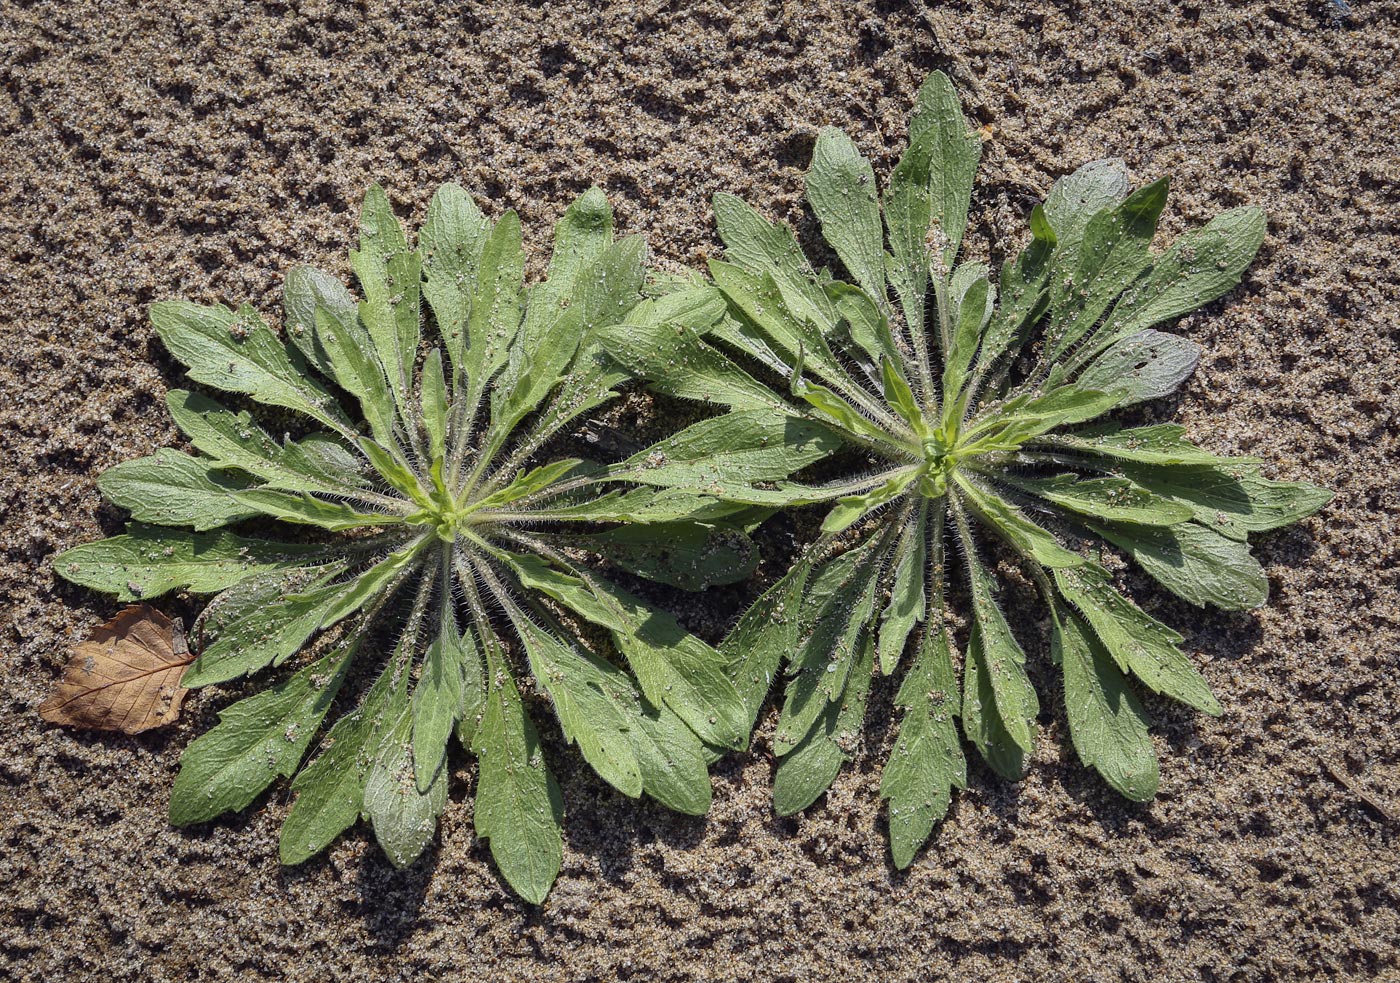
[2,1,1397,980]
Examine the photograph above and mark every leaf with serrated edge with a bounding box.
[773,634,874,815]
[169,640,354,825]
[55,527,327,602]
[98,449,256,531]
[1053,563,1220,714]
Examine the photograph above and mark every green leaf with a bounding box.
[773,634,874,815]
[471,637,564,906]
[505,554,748,751]
[1076,329,1202,406]
[880,624,967,867]
[357,437,432,508]
[98,449,255,530]
[1042,158,1131,253]
[411,626,466,793]
[1046,178,1168,358]
[899,69,981,264]
[821,468,918,535]
[976,204,1055,377]
[774,539,885,755]
[364,688,448,867]
[420,348,448,466]
[1005,473,1194,527]
[1090,518,1268,610]
[150,301,350,433]
[954,474,1085,568]
[281,265,360,383]
[708,261,844,386]
[941,275,991,404]
[522,609,713,814]
[1099,206,1267,345]
[1033,423,1246,467]
[1110,461,1332,541]
[309,303,399,446]
[169,640,354,825]
[231,489,405,531]
[1053,564,1221,714]
[350,185,419,406]
[610,410,843,495]
[878,505,928,675]
[960,628,1026,781]
[475,458,585,510]
[961,547,1039,761]
[1054,602,1159,802]
[721,562,812,737]
[596,315,785,412]
[711,194,840,345]
[55,526,326,602]
[555,521,757,591]
[420,183,491,377]
[280,656,399,865]
[165,390,368,495]
[881,357,925,433]
[829,281,900,370]
[458,210,526,415]
[183,543,422,686]
[806,126,887,303]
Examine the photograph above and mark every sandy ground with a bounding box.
[2,1,1397,980]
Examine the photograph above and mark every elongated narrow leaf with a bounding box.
[774,539,885,754]
[1053,564,1221,714]
[977,205,1055,378]
[610,410,842,494]
[880,624,966,867]
[954,474,1084,568]
[1006,473,1193,527]
[1055,602,1158,801]
[412,626,467,793]
[960,628,1026,780]
[165,390,368,495]
[471,639,564,906]
[280,657,399,865]
[721,562,812,735]
[1047,178,1168,358]
[151,301,350,432]
[961,542,1039,758]
[900,70,981,264]
[1042,158,1131,253]
[55,526,325,601]
[1099,206,1267,345]
[822,469,918,535]
[281,265,360,383]
[597,315,785,412]
[1033,423,1245,468]
[98,449,255,530]
[806,126,886,303]
[1077,330,1202,406]
[458,210,526,415]
[420,183,491,376]
[184,544,420,686]
[169,641,354,825]
[350,186,420,406]
[773,635,873,815]
[1091,518,1268,610]
[364,692,448,867]
[1111,461,1332,541]
[232,489,405,531]
[504,554,747,751]
[878,504,928,674]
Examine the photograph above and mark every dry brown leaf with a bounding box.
[40,605,194,734]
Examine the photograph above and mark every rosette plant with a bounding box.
[54,184,752,902]
[600,73,1331,867]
